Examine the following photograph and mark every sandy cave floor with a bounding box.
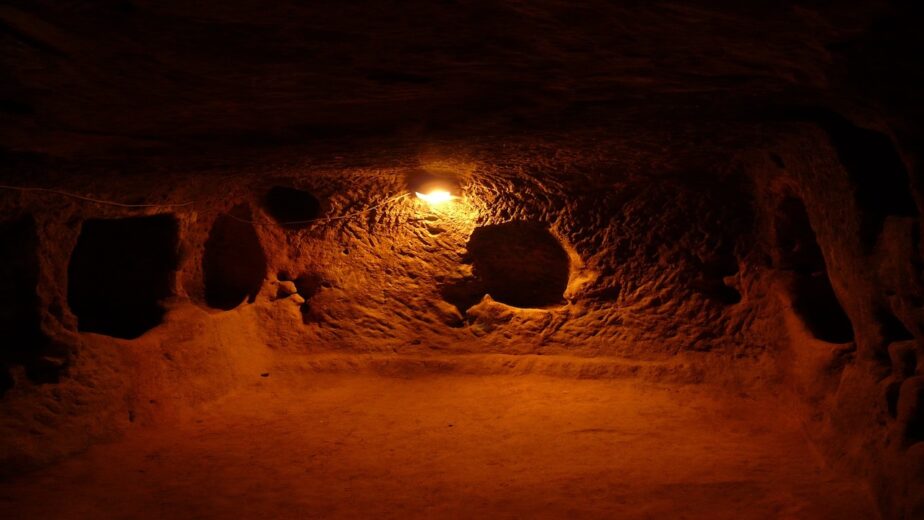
[0,368,877,519]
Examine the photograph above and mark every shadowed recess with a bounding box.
[773,196,854,343]
[294,273,324,323]
[791,275,855,343]
[263,186,321,228]
[784,108,918,249]
[68,215,179,339]
[691,249,741,305]
[0,215,52,393]
[464,221,569,309]
[203,205,267,310]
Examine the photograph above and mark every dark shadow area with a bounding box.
[692,250,741,304]
[440,278,488,317]
[887,380,903,419]
[443,222,569,312]
[203,205,267,310]
[791,275,855,343]
[263,186,321,229]
[876,307,914,345]
[0,215,57,394]
[774,196,827,273]
[900,378,924,444]
[890,342,918,380]
[68,215,179,339]
[885,338,918,418]
[782,108,917,249]
[773,196,855,343]
[294,273,324,323]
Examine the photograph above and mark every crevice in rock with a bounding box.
[263,186,321,228]
[67,215,179,339]
[203,205,267,310]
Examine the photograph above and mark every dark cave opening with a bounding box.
[67,215,179,339]
[203,205,267,310]
[0,215,51,393]
[263,186,322,228]
[444,222,570,312]
[773,196,855,343]
[786,108,918,249]
[824,116,917,249]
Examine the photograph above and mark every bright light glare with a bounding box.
[416,189,454,205]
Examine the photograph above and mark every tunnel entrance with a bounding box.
[443,222,569,312]
[263,186,321,228]
[794,108,918,249]
[203,206,267,310]
[773,196,854,343]
[0,215,52,393]
[67,215,179,339]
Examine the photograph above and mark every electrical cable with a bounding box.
[0,183,411,226]
[0,184,195,208]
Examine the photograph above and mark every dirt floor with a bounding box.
[0,369,877,519]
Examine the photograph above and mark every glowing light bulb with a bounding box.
[416,189,454,205]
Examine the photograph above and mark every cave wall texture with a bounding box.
[1,0,924,517]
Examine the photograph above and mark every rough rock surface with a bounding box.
[1,0,923,517]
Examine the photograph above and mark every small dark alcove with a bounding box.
[263,186,321,229]
[443,222,570,312]
[203,205,267,310]
[68,215,179,339]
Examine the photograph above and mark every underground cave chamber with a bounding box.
[2,1,924,518]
